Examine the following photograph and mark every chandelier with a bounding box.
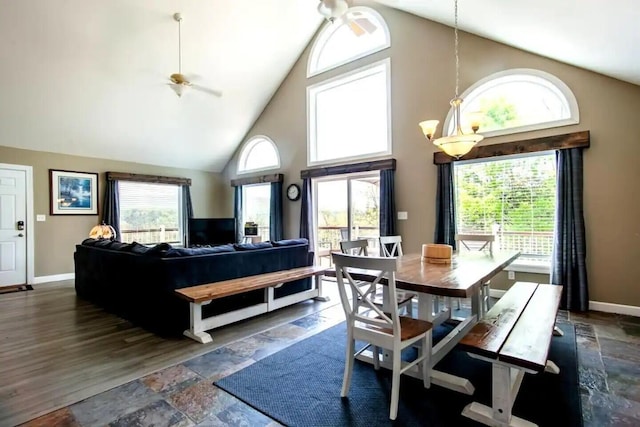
[419,0,483,158]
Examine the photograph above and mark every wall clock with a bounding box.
[286,183,301,201]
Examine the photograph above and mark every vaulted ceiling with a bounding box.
[0,0,637,172]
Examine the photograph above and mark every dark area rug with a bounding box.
[215,321,581,427]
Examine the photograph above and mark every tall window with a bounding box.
[454,153,556,272]
[446,69,579,138]
[242,183,271,241]
[238,136,280,174]
[119,182,183,246]
[307,7,391,167]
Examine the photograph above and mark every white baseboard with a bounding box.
[589,301,640,317]
[32,273,75,285]
[490,288,639,317]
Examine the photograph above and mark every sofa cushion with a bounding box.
[120,242,150,254]
[108,241,130,251]
[165,244,236,257]
[272,238,309,247]
[146,242,173,256]
[233,242,274,251]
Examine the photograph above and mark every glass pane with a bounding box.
[313,67,388,162]
[242,184,271,241]
[350,176,380,256]
[313,11,388,73]
[241,138,279,172]
[119,182,181,245]
[450,74,572,135]
[316,180,348,266]
[454,154,556,260]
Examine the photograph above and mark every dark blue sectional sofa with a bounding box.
[74,238,313,337]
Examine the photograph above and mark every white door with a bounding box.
[0,168,27,287]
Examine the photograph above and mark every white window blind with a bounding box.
[118,181,182,245]
[454,153,556,262]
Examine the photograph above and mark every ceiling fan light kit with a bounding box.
[317,0,349,22]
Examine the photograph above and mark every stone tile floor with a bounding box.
[21,302,640,426]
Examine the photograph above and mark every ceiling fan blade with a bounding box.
[192,84,223,97]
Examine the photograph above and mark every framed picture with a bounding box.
[49,169,99,215]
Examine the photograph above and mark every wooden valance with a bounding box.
[230,173,283,187]
[106,172,191,186]
[433,131,590,164]
[300,158,396,179]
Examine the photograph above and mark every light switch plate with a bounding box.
[508,270,515,280]
[397,211,408,220]
[36,214,46,222]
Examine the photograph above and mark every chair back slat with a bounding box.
[333,252,400,336]
[455,233,494,254]
[340,239,369,256]
[379,235,403,257]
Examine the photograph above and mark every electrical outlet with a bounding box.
[508,270,515,280]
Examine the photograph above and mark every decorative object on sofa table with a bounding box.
[244,222,258,236]
[89,222,117,240]
[418,0,484,159]
[286,183,301,201]
[422,243,452,264]
[49,169,98,215]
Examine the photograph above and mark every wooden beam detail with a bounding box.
[300,158,396,179]
[433,131,590,165]
[230,173,283,187]
[106,172,191,186]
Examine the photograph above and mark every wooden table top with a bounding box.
[326,251,520,298]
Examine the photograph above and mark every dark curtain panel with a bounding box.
[299,178,314,249]
[379,169,396,236]
[270,181,284,241]
[234,186,243,244]
[182,185,194,246]
[102,179,121,241]
[434,163,457,248]
[551,148,589,311]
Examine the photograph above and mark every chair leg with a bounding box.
[373,345,380,370]
[390,349,402,420]
[341,335,355,397]
[422,332,432,389]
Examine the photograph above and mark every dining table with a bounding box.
[325,249,520,395]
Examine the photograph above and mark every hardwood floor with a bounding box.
[0,281,341,427]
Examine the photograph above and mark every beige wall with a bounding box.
[0,146,226,278]
[223,5,640,307]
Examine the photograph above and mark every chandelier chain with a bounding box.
[178,17,182,74]
[454,0,459,97]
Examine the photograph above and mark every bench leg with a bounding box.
[462,364,536,427]
[313,275,331,302]
[184,302,213,344]
[545,360,560,374]
[553,325,564,336]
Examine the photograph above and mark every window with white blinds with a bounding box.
[453,153,556,267]
[242,183,271,242]
[118,181,183,245]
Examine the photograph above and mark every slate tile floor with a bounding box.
[21,302,640,426]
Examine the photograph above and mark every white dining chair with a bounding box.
[378,235,417,316]
[341,238,414,317]
[455,233,495,316]
[332,252,433,421]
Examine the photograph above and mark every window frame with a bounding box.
[237,135,281,175]
[307,6,391,78]
[453,151,557,274]
[118,181,185,247]
[241,182,271,241]
[444,68,580,139]
[307,58,392,167]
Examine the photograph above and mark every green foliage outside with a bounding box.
[475,97,519,133]
[120,208,178,230]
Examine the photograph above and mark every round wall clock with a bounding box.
[286,183,301,201]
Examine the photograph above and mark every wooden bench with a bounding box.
[458,281,563,427]
[175,265,329,343]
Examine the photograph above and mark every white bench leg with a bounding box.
[183,302,213,344]
[314,275,331,301]
[462,363,536,427]
[553,325,564,336]
[545,360,560,374]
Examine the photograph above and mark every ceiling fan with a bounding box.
[316,0,378,36]
[168,13,222,98]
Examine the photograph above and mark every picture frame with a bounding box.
[49,169,99,215]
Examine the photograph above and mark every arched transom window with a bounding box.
[307,7,390,77]
[237,136,280,174]
[445,69,579,137]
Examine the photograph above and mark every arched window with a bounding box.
[237,136,280,174]
[445,69,579,137]
[307,7,390,77]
